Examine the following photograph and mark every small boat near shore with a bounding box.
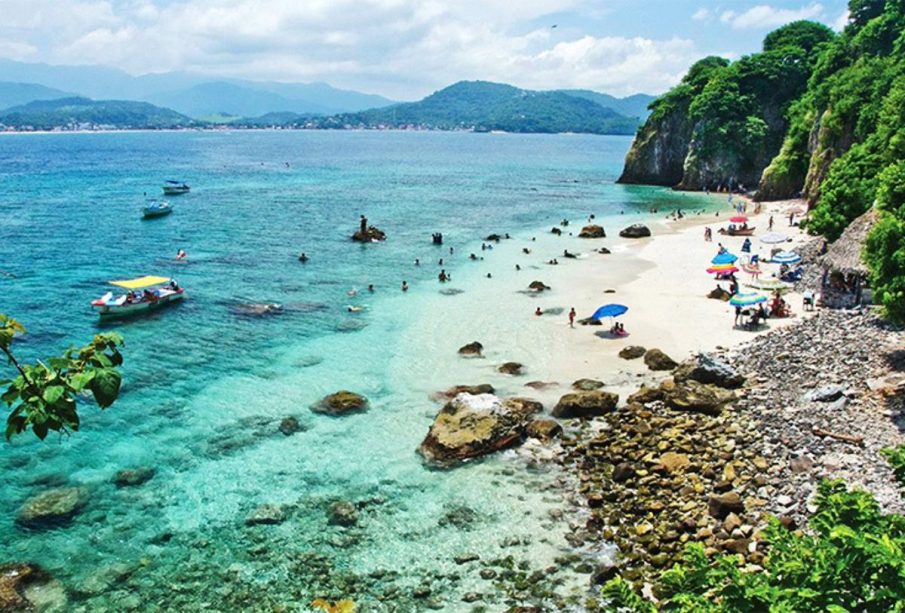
[142,201,172,219]
[162,180,190,195]
[91,276,185,319]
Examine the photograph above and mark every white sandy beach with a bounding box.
[392,197,814,406]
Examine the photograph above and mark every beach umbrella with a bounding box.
[711,251,738,265]
[772,251,801,264]
[707,265,739,275]
[590,304,628,320]
[729,292,768,307]
[729,215,748,223]
[760,232,788,244]
[745,278,793,292]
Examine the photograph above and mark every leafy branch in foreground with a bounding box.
[602,480,905,612]
[0,314,124,440]
[882,443,905,489]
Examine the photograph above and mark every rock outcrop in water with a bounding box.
[619,224,651,239]
[578,224,605,238]
[552,390,618,418]
[0,563,61,610]
[418,393,542,466]
[16,487,87,530]
[312,391,369,416]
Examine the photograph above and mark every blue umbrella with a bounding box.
[590,304,628,320]
[772,251,801,264]
[711,252,739,265]
[729,292,768,307]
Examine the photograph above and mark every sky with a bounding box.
[0,0,852,100]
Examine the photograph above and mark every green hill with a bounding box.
[0,97,197,129]
[306,81,640,135]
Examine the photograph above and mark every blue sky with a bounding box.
[0,0,852,99]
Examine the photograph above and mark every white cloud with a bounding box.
[833,9,850,30]
[719,3,825,30]
[692,8,711,21]
[0,0,716,98]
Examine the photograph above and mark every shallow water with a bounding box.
[0,130,716,611]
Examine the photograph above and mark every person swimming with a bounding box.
[347,287,358,297]
[176,249,186,261]
[298,252,309,262]
[402,281,409,292]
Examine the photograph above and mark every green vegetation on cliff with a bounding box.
[620,21,834,190]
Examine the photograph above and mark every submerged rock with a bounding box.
[113,467,156,488]
[644,348,678,371]
[245,504,287,526]
[312,391,369,416]
[572,378,604,391]
[578,224,606,238]
[278,416,303,436]
[526,419,563,441]
[618,345,646,360]
[524,381,559,390]
[418,394,542,466]
[498,362,523,375]
[433,384,495,401]
[674,354,745,389]
[16,487,87,530]
[458,341,484,357]
[0,563,58,611]
[552,390,619,418]
[328,501,359,526]
[528,281,550,292]
[619,224,651,238]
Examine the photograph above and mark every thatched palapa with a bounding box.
[820,207,878,274]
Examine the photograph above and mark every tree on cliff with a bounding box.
[0,314,124,440]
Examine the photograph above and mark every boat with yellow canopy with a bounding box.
[91,275,185,318]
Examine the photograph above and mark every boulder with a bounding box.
[418,394,542,466]
[627,385,663,405]
[278,416,303,436]
[0,563,55,611]
[673,354,745,389]
[552,390,619,418]
[578,224,606,238]
[578,317,602,326]
[485,233,503,242]
[16,487,87,530]
[662,380,734,415]
[498,362,523,376]
[572,378,604,391]
[112,467,155,488]
[245,504,286,526]
[458,341,484,357]
[433,384,495,400]
[618,345,646,360]
[597,247,611,254]
[619,224,651,238]
[528,281,550,292]
[707,286,732,301]
[351,226,386,242]
[328,501,358,526]
[551,227,562,235]
[644,348,678,371]
[312,391,369,416]
[525,419,563,441]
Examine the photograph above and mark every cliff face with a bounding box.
[617,105,692,186]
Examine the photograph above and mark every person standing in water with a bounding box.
[569,307,576,328]
[360,214,368,235]
[402,280,409,292]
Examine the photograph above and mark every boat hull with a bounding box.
[93,291,185,319]
[162,186,190,195]
[142,207,172,219]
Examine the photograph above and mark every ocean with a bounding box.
[0,130,716,611]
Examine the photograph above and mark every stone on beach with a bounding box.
[498,362,523,375]
[552,390,619,418]
[643,348,678,371]
[578,224,606,238]
[618,345,646,360]
[619,224,651,238]
[662,379,734,415]
[528,280,550,292]
[433,384,495,400]
[16,487,87,530]
[113,467,156,488]
[673,354,745,389]
[627,384,663,405]
[418,393,542,466]
[458,341,484,357]
[571,378,604,391]
[707,286,732,301]
[525,419,563,441]
[312,391,369,416]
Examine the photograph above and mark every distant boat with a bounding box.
[142,200,172,219]
[91,276,185,319]
[162,180,190,195]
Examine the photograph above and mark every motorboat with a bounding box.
[91,276,185,319]
[142,201,172,219]
[162,180,190,195]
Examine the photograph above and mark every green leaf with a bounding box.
[42,385,65,405]
[89,368,121,408]
[33,420,48,440]
[68,370,95,392]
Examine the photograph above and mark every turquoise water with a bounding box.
[0,131,714,611]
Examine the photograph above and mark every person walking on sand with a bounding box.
[768,215,774,230]
[535,307,542,316]
[704,227,712,242]
[569,307,576,328]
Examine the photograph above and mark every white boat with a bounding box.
[162,180,190,195]
[91,276,185,319]
[142,201,172,219]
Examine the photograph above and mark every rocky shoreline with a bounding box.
[552,309,904,594]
